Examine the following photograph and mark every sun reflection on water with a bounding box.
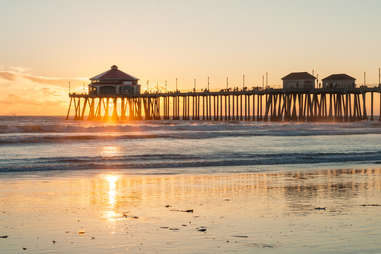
[105,174,119,207]
[102,174,120,221]
[101,146,119,157]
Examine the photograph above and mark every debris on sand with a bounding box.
[248,243,275,248]
[314,207,327,210]
[165,205,172,208]
[197,226,207,232]
[224,199,231,201]
[123,213,139,219]
[0,235,8,239]
[160,227,169,229]
[169,228,179,231]
[52,240,56,244]
[232,235,248,238]
[22,247,27,250]
[360,204,381,207]
[78,230,86,235]
[91,237,95,240]
[169,209,194,213]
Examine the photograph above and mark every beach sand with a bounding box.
[1,168,381,253]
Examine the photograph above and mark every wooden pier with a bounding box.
[67,87,381,122]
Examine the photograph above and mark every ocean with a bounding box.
[1,116,381,174]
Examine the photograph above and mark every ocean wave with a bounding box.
[1,151,381,173]
[0,134,163,144]
[1,117,381,135]
[1,126,381,145]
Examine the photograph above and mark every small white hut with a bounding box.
[322,74,355,89]
[282,72,316,90]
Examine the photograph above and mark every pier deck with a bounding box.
[67,87,381,121]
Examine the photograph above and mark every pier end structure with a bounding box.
[88,65,140,97]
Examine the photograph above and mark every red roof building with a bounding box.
[89,65,140,96]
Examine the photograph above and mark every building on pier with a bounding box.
[88,65,140,96]
[322,74,356,89]
[282,72,316,91]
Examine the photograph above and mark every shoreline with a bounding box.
[1,161,380,179]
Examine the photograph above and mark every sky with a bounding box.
[0,0,380,115]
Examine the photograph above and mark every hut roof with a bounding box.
[322,74,355,81]
[90,65,138,81]
[282,72,316,80]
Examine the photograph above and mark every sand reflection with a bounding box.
[85,168,381,218]
[2,168,381,253]
[104,174,119,207]
[101,174,120,221]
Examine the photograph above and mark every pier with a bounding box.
[67,87,381,122]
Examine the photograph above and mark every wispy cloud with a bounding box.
[6,66,31,73]
[0,67,87,115]
[0,72,17,81]
[0,70,87,88]
[0,94,42,106]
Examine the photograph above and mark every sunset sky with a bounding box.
[1,0,380,115]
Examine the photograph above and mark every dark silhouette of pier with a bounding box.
[67,86,381,121]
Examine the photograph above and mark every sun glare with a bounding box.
[101,146,119,157]
[101,174,121,222]
[105,174,119,207]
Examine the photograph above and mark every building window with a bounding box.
[100,86,116,95]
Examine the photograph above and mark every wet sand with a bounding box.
[1,168,381,253]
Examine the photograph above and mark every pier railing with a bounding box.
[67,87,381,121]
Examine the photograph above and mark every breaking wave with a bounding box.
[1,151,381,173]
[1,116,381,145]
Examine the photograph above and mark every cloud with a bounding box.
[0,92,67,115]
[0,70,87,88]
[0,72,17,81]
[41,87,58,97]
[0,68,83,115]
[7,66,30,73]
[22,74,88,88]
[0,94,41,106]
